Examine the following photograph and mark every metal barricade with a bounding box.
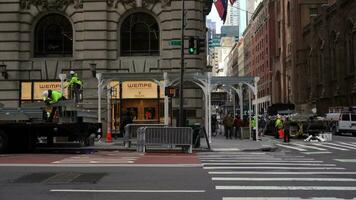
[136,127,193,153]
[124,124,167,148]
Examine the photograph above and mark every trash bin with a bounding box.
[188,124,201,148]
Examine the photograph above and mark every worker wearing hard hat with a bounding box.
[67,70,82,103]
[42,90,65,122]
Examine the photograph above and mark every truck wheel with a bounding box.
[0,131,8,153]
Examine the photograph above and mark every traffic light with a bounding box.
[188,36,195,54]
[196,38,205,54]
[165,86,177,97]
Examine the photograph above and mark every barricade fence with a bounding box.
[137,127,193,153]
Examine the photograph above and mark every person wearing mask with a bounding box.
[42,90,66,122]
[67,70,82,103]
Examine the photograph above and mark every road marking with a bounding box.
[216,186,356,191]
[50,189,206,193]
[0,164,203,167]
[223,198,356,200]
[212,177,356,181]
[301,151,332,155]
[325,142,356,150]
[204,166,344,170]
[293,143,327,150]
[199,152,265,155]
[203,163,334,166]
[200,160,323,163]
[208,171,356,175]
[199,156,274,159]
[337,142,356,148]
[212,148,240,151]
[312,143,349,151]
[276,144,306,151]
[334,159,356,163]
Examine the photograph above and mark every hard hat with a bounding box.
[70,70,75,75]
[42,90,49,97]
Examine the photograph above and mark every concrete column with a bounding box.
[164,72,169,125]
[96,73,102,123]
[208,73,212,144]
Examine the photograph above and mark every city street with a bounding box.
[1,136,356,199]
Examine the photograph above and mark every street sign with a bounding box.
[170,40,182,46]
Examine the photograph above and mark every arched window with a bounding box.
[34,14,72,57]
[121,12,159,56]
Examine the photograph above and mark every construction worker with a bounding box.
[275,114,284,139]
[42,90,66,122]
[251,116,257,140]
[67,70,82,103]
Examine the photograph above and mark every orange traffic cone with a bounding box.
[106,127,112,143]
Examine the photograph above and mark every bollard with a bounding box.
[106,127,112,143]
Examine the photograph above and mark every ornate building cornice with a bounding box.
[20,0,83,10]
[107,0,171,8]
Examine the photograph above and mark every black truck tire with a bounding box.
[0,131,8,153]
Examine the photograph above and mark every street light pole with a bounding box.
[179,0,185,127]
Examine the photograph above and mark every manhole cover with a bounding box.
[13,173,56,183]
[13,172,107,184]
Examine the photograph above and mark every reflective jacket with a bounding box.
[44,90,63,104]
[275,118,284,129]
[68,73,82,87]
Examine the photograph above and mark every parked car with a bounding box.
[325,112,356,136]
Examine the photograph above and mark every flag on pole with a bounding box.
[214,0,228,23]
[229,0,236,5]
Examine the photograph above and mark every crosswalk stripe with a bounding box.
[216,186,356,191]
[209,171,356,175]
[293,143,327,151]
[301,152,332,155]
[276,144,306,151]
[223,198,356,200]
[312,143,349,151]
[324,142,356,150]
[199,152,265,155]
[200,160,323,163]
[334,159,356,163]
[212,177,356,181]
[203,166,344,170]
[337,142,356,148]
[202,163,335,166]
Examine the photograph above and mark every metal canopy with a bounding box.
[96,72,260,144]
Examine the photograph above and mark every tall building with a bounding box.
[0,0,212,128]
[243,0,275,113]
[225,0,240,27]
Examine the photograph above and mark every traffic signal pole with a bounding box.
[179,0,185,127]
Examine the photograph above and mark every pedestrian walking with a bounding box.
[251,116,257,140]
[67,70,83,103]
[223,113,234,139]
[284,117,291,143]
[233,115,242,139]
[275,114,284,139]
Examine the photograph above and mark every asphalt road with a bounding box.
[0,166,217,200]
[1,135,356,200]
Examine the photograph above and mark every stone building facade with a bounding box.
[0,0,211,124]
[294,0,356,114]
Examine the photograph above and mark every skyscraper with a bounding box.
[225,0,240,27]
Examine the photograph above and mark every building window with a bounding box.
[309,7,319,17]
[34,14,73,57]
[121,12,159,56]
[287,2,291,27]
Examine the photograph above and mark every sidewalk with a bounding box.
[80,134,278,152]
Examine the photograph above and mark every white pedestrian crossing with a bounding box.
[275,141,356,153]
[198,150,356,200]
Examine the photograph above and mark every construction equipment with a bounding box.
[0,101,101,153]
